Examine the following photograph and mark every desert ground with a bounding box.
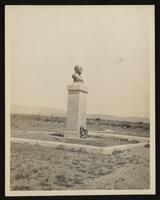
[10,114,150,190]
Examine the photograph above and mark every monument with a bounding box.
[64,65,88,138]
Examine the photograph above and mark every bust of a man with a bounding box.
[72,65,84,83]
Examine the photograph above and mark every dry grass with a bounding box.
[11,142,150,190]
[10,113,150,191]
[11,114,149,137]
[11,130,138,147]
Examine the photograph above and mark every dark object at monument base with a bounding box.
[80,126,88,138]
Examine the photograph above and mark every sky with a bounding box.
[6,6,154,118]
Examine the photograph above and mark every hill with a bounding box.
[11,104,149,123]
[11,104,66,117]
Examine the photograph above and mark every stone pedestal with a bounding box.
[64,83,88,138]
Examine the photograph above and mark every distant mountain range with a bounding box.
[11,104,149,123]
[87,114,149,123]
[11,104,66,117]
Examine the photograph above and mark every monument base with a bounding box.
[65,83,88,139]
[63,131,80,138]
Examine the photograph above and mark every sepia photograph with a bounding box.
[5,5,155,196]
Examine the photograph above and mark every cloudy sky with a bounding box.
[6,5,154,118]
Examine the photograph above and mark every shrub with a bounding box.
[112,149,124,155]
[144,143,150,148]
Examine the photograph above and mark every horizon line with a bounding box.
[11,103,149,120]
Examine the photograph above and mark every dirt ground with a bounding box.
[11,130,139,147]
[10,113,150,191]
[11,142,150,190]
[11,114,150,137]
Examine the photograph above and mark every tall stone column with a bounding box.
[64,65,88,138]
